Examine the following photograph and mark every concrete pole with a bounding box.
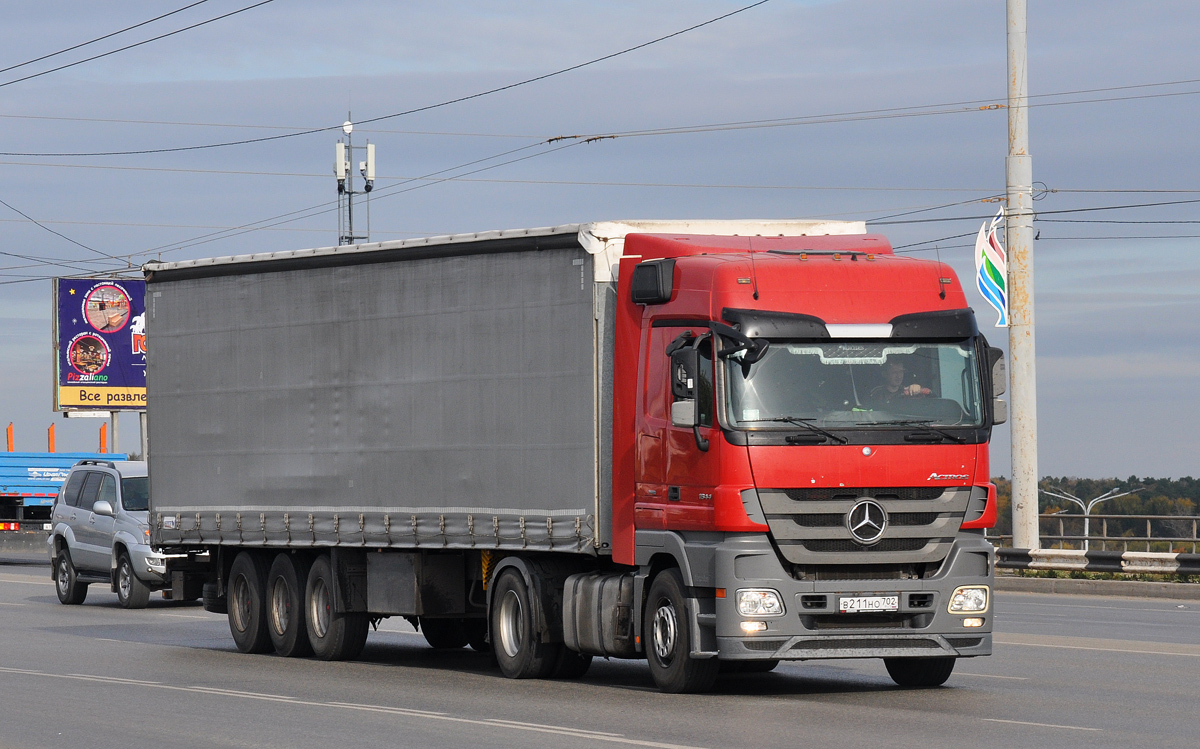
[1007,0,1040,551]
[140,411,149,461]
[111,413,120,456]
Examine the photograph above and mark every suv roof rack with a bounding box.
[74,459,116,469]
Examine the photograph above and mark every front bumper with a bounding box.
[715,532,993,660]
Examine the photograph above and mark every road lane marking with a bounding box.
[0,601,25,606]
[0,665,711,749]
[996,633,1200,658]
[954,672,1028,680]
[0,575,53,586]
[1002,600,1198,614]
[157,613,210,620]
[983,718,1100,732]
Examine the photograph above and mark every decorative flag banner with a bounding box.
[974,208,1008,327]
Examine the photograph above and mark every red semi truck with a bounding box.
[145,220,1004,693]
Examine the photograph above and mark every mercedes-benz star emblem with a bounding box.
[846,499,888,545]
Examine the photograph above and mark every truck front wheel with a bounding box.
[228,552,272,654]
[644,568,719,693]
[267,553,313,657]
[884,656,956,687]
[490,568,556,678]
[305,555,368,661]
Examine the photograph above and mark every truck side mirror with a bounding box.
[92,500,114,517]
[671,400,695,428]
[668,346,709,452]
[988,347,1006,396]
[992,398,1008,425]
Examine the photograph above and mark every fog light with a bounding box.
[740,621,767,634]
[948,585,989,613]
[736,589,784,616]
[963,618,984,628]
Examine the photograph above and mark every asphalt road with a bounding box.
[1,559,1198,749]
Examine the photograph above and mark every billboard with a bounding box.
[53,278,147,411]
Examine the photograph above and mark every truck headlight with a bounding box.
[736,589,784,617]
[948,586,989,613]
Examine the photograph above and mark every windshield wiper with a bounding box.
[743,417,848,444]
[855,418,967,444]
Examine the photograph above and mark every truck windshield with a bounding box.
[121,477,149,511]
[725,340,984,428]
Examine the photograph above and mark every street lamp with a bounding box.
[1040,487,1144,551]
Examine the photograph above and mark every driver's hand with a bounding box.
[904,384,927,396]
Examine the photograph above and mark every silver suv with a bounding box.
[47,460,167,608]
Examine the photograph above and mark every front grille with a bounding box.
[744,639,787,651]
[800,538,928,553]
[782,487,943,502]
[758,486,972,567]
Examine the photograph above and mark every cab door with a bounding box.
[661,331,721,529]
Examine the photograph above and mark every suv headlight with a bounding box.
[736,589,784,617]
[948,585,989,613]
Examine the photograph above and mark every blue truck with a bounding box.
[0,452,109,529]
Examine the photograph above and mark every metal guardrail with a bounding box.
[988,513,1200,575]
[987,513,1200,554]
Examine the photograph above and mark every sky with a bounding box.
[1,0,1197,478]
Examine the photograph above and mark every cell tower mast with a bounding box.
[335,113,375,246]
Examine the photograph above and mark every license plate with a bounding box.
[839,595,899,613]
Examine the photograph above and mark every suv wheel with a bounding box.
[55,549,88,605]
[116,552,151,609]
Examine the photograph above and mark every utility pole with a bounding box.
[335,114,375,246]
[1007,0,1040,551]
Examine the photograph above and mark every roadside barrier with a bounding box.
[997,548,1200,576]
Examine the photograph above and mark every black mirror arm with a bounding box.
[693,424,710,452]
[708,322,769,363]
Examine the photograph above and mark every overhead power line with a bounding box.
[0,0,772,157]
[0,0,276,90]
[0,0,210,76]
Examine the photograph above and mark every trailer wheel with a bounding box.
[884,656,956,688]
[644,568,719,693]
[420,618,469,649]
[115,552,150,609]
[490,568,556,679]
[305,555,368,661]
[228,552,272,654]
[54,549,88,605]
[267,554,313,657]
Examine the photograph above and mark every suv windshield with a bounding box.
[121,477,149,511]
[725,339,983,428]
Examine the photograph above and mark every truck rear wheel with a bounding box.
[228,552,272,654]
[267,553,313,657]
[884,656,956,687]
[115,552,151,609]
[305,555,368,661]
[54,549,88,605]
[644,568,719,693]
[490,568,556,679]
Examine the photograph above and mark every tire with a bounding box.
[115,553,150,609]
[644,568,719,693]
[54,548,88,605]
[464,619,489,653]
[305,555,369,661]
[720,659,779,675]
[490,568,556,679]
[551,647,593,680]
[266,554,313,657]
[884,656,956,688]
[227,552,272,654]
[420,618,468,649]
